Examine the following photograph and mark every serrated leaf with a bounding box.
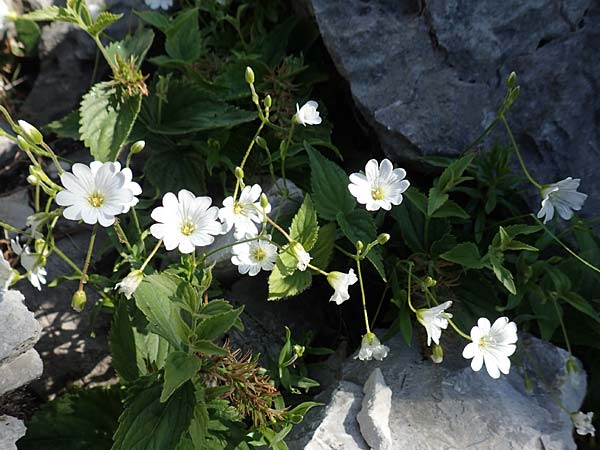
[44,109,81,139]
[189,340,228,356]
[336,209,386,281]
[110,299,139,383]
[430,199,469,219]
[105,28,155,68]
[440,242,486,269]
[113,377,194,450]
[145,145,207,194]
[87,11,123,36]
[136,10,171,32]
[161,352,202,402]
[22,6,76,22]
[165,9,202,63]
[289,194,319,251]
[306,144,355,221]
[80,82,141,161]
[427,187,449,216]
[194,306,244,341]
[268,265,312,300]
[310,222,336,269]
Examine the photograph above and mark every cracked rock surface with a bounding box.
[307,0,600,216]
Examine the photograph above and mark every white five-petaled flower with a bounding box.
[355,332,389,361]
[219,185,270,239]
[150,190,222,254]
[11,238,47,291]
[348,159,410,211]
[144,0,172,10]
[106,161,142,213]
[231,237,278,276]
[416,301,453,347]
[56,161,137,227]
[115,269,143,300]
[537,177,587,224]
[462,317,518,379]
[0,251,13,292]
[294,100,322,126]
[572,411,595,437]
[327,269,358,305]
[291,242,311,271]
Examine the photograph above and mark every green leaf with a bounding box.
[430,199,469,219]
[86,11,123,36]
[404,187,427,214]
[189,340,228,356]
[161,352,202,402]
[19,387,123,450]
[488,249,517,295]
[80,82,141,161]
[194,306,244,341]
[145,145,207,194]
[440,242,486,269]
[390,197,425,253]
[289,194,319,251]
[310,222,336,269]
[14,19,41,55]
[336,210,386,281]
[560,292,600,324]
[44,110,81,139]
[165,9,202,63]
[134,273,189,348]
[436,153,475,192]
[113,377,195,450]
[105,28,155,68]
[268,265,312,300]
[21,6,76,22]
[427,187,449,216]
[306,144,355,221]
[136,10,171,32]
[110,299,139,383]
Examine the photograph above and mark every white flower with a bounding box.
[150,190,222,254]
[219,185,270,239]
[416,301,453,347]
[144,0,172,10]
[294,100,322,126]
[291,242,311,271]
[462,317,518,379]
[348,159,410,211]
[99,161,142,213]
[56,161,135,227]
[537,177,587,224]
[231,237,278,276]
[0,251,13,292]
[327,269,358,305]
[11,238,47,291]
[572,411,595,437]
[115,269,143,299]
[355,332,389,361]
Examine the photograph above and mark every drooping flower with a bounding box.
[25,212,50,239]
[150,190,222,254]
[572,411,595,437]
[294,100,322,126]
[56,161,135,227]
[0,251,13,292]
[11,238,47,291]
[327,269,358,305]
[144,0,172,10]
[462,317,518,379]
[231,237,278,276]
[348,159,410,211]
[115,269,144,299]
[536,177,587,224]
[355,332,389,361]
[416,301,453,347]
[291,242,311,271]
[219,185,270,239]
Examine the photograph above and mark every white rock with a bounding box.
[0,189,33,232]
[357,368,392,450]
[0,348,43,395]
[0,290,41,363]
[0,415,26,450]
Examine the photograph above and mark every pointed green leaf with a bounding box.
[440,242,486,269]
[268,265,312,300]
[289,194,319,251]
[160,352,202,402]
[194,306,244,341]
[427,187,449,216]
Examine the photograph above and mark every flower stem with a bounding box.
[41,141,64,176]
[447,318,472,341]
[79,224,98,291]
[52,246,83,275]
[406,262,417,313]
[280,122,296,197]
[114,220,133,253]
[552,298,573,356]
[307,263,328,277]
[233,118,268,200]
[356,257,371,335]
[264,215,292,242]
[140,239,162,272]
[462,117,500,153]
[500,116,542,190]
[130,207,144,251]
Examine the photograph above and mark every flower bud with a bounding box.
[26,174,38,185]
[423,276,437,288]
[566,358,579,374]
[255,136,268,149]
[245,66,255,84]
[17,135,31,152]
[235,166,244,180]
[293,344,305,358]
[18,120,43,145]
[71,289,87,312]
[430,344,443,364]
[130,140,145,154]
[376,233,390,245]
[507,71,517,89]
[264,95,272,108]
[356,240,364,252]
[34,239,46,254]
[260,193,269,209]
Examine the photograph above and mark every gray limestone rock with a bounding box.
[0,348,43,396]
[308,0,600,216]
[0,189,33,233]
[357,368,392,450]
[0,415,26,450]
[0,290,41,364]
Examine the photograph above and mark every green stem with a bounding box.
[462,117,499,153]
[334,244,357,259]
[79,225,98,291]
[447,318,472,341]
[307,263,328,277]
[140,239,162,272]
[280,122,296,196]
[114,221,133,253]
[130,208,144,248]
[553,298,572,356]
[264,215,292,242]
[52,246,83,275]
[0,221,28,235]
[406,262,417,313]
[356,257,371,335]
[233,119,267,200]
[500,116,542,189]
[41,142,64,175]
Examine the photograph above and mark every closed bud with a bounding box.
[264,95,272,108]
[566,358,579,374]
[18,120,43,145]
[255,136,268,149]
[245,66,255,84]
[507,72,517,89]
[260,193,269,209]
[34,239,46,254]
[26,174,38,185]
[293,344,305,358]
[130,140,145,154]
[376,233,390,245]
[430,344,443,364]
[234,166,244,180]
[17,135,31,152]
[423,276,437,288]
[356,240,364,252]
[71,289,87,312]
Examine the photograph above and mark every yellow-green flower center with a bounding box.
[252,246,267,261]
[88,192,105,208]
[180,220,196,236]
[478,335,493,349]
[371,187,384,200]
[233,202,244,214]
